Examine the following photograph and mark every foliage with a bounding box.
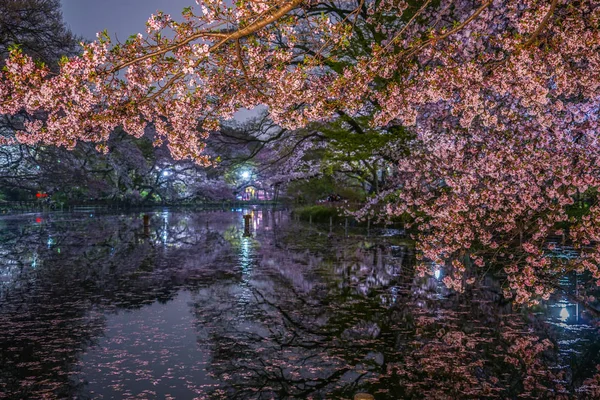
[294,204,342,223]
[285,175,363,204]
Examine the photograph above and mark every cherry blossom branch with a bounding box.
[405,0,492,59]
[135,1,306,105]
[138,72,184,105]
[214,0,304,47]
[108,32,227,74]
[381,0,432,53]
[111,0,304,74]
[523,0,559,47]
[236,39,267,99]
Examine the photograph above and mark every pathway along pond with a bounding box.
[0,209,599,399]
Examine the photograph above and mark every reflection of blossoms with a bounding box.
[1,212,599,398]
[580,366,600,398]
[385,308,567,399]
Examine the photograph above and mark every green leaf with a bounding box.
[8,43,22,53]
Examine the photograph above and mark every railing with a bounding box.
[0,201,49,214]
[0,199,285,216]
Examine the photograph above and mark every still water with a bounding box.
[0,209,599,399]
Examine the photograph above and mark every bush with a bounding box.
[295,205,342,223]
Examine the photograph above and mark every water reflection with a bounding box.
[0,210,598,398]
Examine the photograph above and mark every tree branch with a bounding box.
[110,0,304,74]
[524,0,559,47]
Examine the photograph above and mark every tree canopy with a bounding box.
[1,0,599,303]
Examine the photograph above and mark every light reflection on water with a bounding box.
[560,306,570,322]
[0,209,598,399]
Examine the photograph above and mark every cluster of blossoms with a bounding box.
[383,306,568,398]
[1,0,599,302]
[376,0,600,303]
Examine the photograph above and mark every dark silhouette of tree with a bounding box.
[0,0,80,69]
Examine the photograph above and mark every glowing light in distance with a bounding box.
[559,307,569,322]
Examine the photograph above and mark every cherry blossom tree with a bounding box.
[0,0,82,198]
[1,0,599,302]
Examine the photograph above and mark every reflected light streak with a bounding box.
[236,237,255,312]
[559,307,570,322]
[162,211,169,244]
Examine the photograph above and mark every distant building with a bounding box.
[241,185,273,201]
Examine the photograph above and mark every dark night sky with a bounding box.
[60,0,198,41]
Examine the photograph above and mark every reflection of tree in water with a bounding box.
[1,211,600,398]
[194,229,600,399]
[0,211,238,398]
[0,284,105,398]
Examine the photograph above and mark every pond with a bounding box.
[0,209,599,399]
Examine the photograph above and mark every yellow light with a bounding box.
[559,307,569,322]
